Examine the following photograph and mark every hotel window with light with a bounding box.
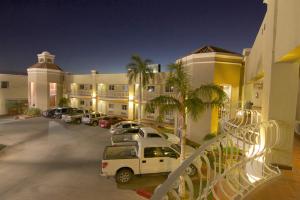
[0,81,9,89]
[165,85,174,93]
[147,86,155,92]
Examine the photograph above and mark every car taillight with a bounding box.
[102,162,108,168]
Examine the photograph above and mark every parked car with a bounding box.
[42,108,56,118]
[110,121,140,134]
[54,107,73,119]
[110,127,180,145]
[82,112,106,126]
[99,116,124,128]
[61,109,88,124]
[101,138,197,183]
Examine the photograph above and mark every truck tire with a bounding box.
[185,164,197,176]
[92,121,98,126]
[116,168,133,184]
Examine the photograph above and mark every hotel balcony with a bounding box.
[69,90,92,97]
[98,91,129,100]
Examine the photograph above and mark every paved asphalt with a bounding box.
[0,117,151,200]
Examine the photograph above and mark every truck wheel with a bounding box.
[185,164,197,176]
[92,121,98,126]
[116,168,133,184]
[76,118,81,124]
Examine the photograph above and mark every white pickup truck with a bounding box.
[101,138,197,183]
[110,127,180,146]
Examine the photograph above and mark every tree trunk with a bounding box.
[138,74,142,124]
[179,116,187,198]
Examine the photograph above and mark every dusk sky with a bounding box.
[0,0,266,74]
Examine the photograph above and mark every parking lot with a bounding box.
[0,117,167,200]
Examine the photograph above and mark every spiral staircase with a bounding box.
[151,109,282,200]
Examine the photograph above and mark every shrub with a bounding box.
[24,107,41,117]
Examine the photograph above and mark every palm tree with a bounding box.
[145,61,227,197]
[127,54,154,124]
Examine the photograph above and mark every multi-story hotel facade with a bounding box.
[0,47,245,143]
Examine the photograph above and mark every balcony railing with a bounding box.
[151,112,281,200]
[98,91,129,99]
[69,90,92,96]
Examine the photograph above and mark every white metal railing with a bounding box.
[151,119,281,200]
[69,90,92,96]
[220,109,262,132]
[98,91,129,99]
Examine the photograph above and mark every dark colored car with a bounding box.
[99,116,124,128]
[54,107,73,119]
[42,108,56,118]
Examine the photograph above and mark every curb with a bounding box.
[136,189,152,199]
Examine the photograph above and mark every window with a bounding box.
[165,85,174,93]
[122,85,128,91]
[79,84,84,90]
[144,147,162,158]
[147,133,162,138]
[147,86,155,92]
[96,114,100,118]
[80,100,85,105]
[46,59,52,63]
[90,101,92,106]
[122,124,131,128]
[90,84,93,90]
[122,105,127,111]
[126,129,139,134]
[109,85,115,91]
[1,81,9,89]
[161,147,179,158]
[132,123,138,128]
[108,104,114,109]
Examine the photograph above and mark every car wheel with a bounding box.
[76,118,81,124]
[185,164,197,176]
[116,168,133,184]
[92,121,98,126]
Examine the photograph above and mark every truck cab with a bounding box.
[101,138,197,183]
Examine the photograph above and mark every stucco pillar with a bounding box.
[91,70,98,112]
[262,62,299,168]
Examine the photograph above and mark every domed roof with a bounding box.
[28,63,63,71]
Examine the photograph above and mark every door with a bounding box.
[140,147,166,174]
[160,147,180,172]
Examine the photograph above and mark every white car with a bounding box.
[110,121,140,134]
[101,138,198,183]
[110,127,180,146]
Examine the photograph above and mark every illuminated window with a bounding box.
[49,83,57,107]
[165,85,174,93]
[147,86,155,92]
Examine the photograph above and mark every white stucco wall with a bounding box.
[0,74,28,115]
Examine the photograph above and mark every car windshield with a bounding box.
[160,133,168,139]
[171,144,181,153]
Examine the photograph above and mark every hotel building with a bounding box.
[0,0,299,168]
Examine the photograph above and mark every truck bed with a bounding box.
[103,145,138,160]
[111,133,139,146]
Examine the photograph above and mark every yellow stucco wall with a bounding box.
[211,63,242,133]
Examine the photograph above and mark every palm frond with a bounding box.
[193,84,228,105]
[145,95,182,121]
